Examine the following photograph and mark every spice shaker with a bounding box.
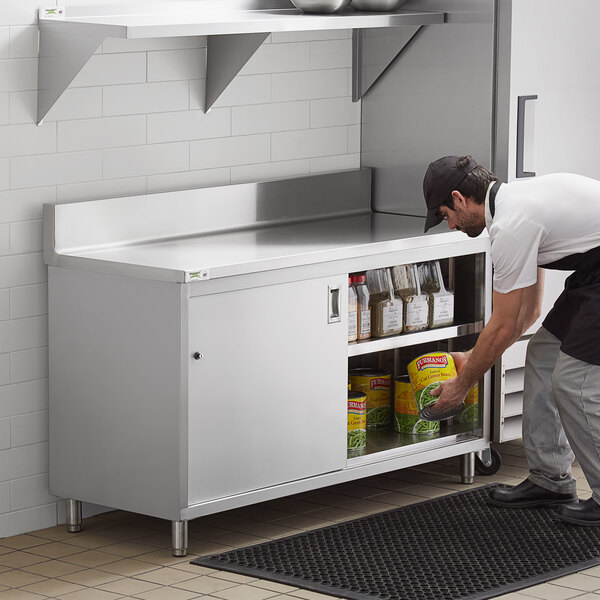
[348,276,358,342]
[392,264,428,333]
[351,274,371,340]
[370,268,403,338]
[428,260,454,328]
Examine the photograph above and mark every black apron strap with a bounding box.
[543,245,600,365]
[489,180,502,218]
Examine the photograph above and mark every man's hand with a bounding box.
[450,351,471,374]
[422,276,545,419]
[428,376,469,414]
[425,349,471,416]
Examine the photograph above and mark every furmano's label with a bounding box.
[348,399,367,432]
[415,355,449,371]
[394,381,418,415]
[370,378,391,391]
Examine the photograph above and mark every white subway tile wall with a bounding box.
[10,410,48,446]
[0,93,9,125]
[0,224,8,256]
[0,481,9,514]
[0,187,56,224]
[0,356,10,387]
[9,26,39,59]
[0,289,9,320]
[10,220,43,255]
[57,176,147,204]
[0,159,8,190]
[0,5,361,538]
[0,28,9,58]
[0,419,9,451]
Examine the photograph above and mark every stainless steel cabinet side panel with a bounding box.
[362,0,495,215]
[48,267,184,521]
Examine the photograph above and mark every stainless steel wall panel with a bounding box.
[361,0,496,217]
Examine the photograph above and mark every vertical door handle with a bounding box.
[328,285,341,323]
[516,94,538,178]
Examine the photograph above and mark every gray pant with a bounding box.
[523,326,600,504]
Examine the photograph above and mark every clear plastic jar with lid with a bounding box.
[351,274,371,340]
[426,261,454,328]
[369,268,403,338]
[392,264,428,333]
[416,261,440,294]
[348,276,358,342]
[391,264,417,298]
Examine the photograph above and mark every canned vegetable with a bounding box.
[348,391,367,455]
[348,368,392,428]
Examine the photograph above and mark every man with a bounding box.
[422,155,600,525]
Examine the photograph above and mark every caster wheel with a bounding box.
[475,448,502,476]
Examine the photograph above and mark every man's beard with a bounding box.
[459,214,485,238]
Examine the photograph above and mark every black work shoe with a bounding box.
[487,479,578,508]
[556,498,600,526]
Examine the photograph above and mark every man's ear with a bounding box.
[450,190,465,207]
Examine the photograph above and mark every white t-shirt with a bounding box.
[485,173,600,294]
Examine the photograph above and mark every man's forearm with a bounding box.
[509,269,544,345]
[458,281,542,390]
[456,321,515,392]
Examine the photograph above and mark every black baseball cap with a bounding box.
[422,155,478,232]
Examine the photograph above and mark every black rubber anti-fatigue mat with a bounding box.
[192,484,600,600]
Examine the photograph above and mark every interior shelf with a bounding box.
[37,1,444,123]
[348,321,484,357]
[348,426,480,466]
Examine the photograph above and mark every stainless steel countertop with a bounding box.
[49,212,479,283]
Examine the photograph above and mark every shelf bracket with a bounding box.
[205,32,270,112]
[352,25,422,102]
[37,28,104,125]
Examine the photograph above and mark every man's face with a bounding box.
[437,194,485,238]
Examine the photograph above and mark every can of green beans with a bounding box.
[456,383,479,424]
[348,369,391,428]
[348,391,367,456]
[393,375,419,434]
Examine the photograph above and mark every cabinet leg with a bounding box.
[460,452,475,484]
[172,520,188,557]
[66,499,82,533]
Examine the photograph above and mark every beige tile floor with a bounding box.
[1,440,598,600]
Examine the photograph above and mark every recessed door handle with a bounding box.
[516,94,538,178]
[328,285,341,324]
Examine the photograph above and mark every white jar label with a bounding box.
[359,310,371,335]
[433,295,454,322]
[382,303,402,333]
[406,299,428,327]
[348,311,358,339]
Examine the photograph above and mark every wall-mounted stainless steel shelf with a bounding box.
[37,1,445,124]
